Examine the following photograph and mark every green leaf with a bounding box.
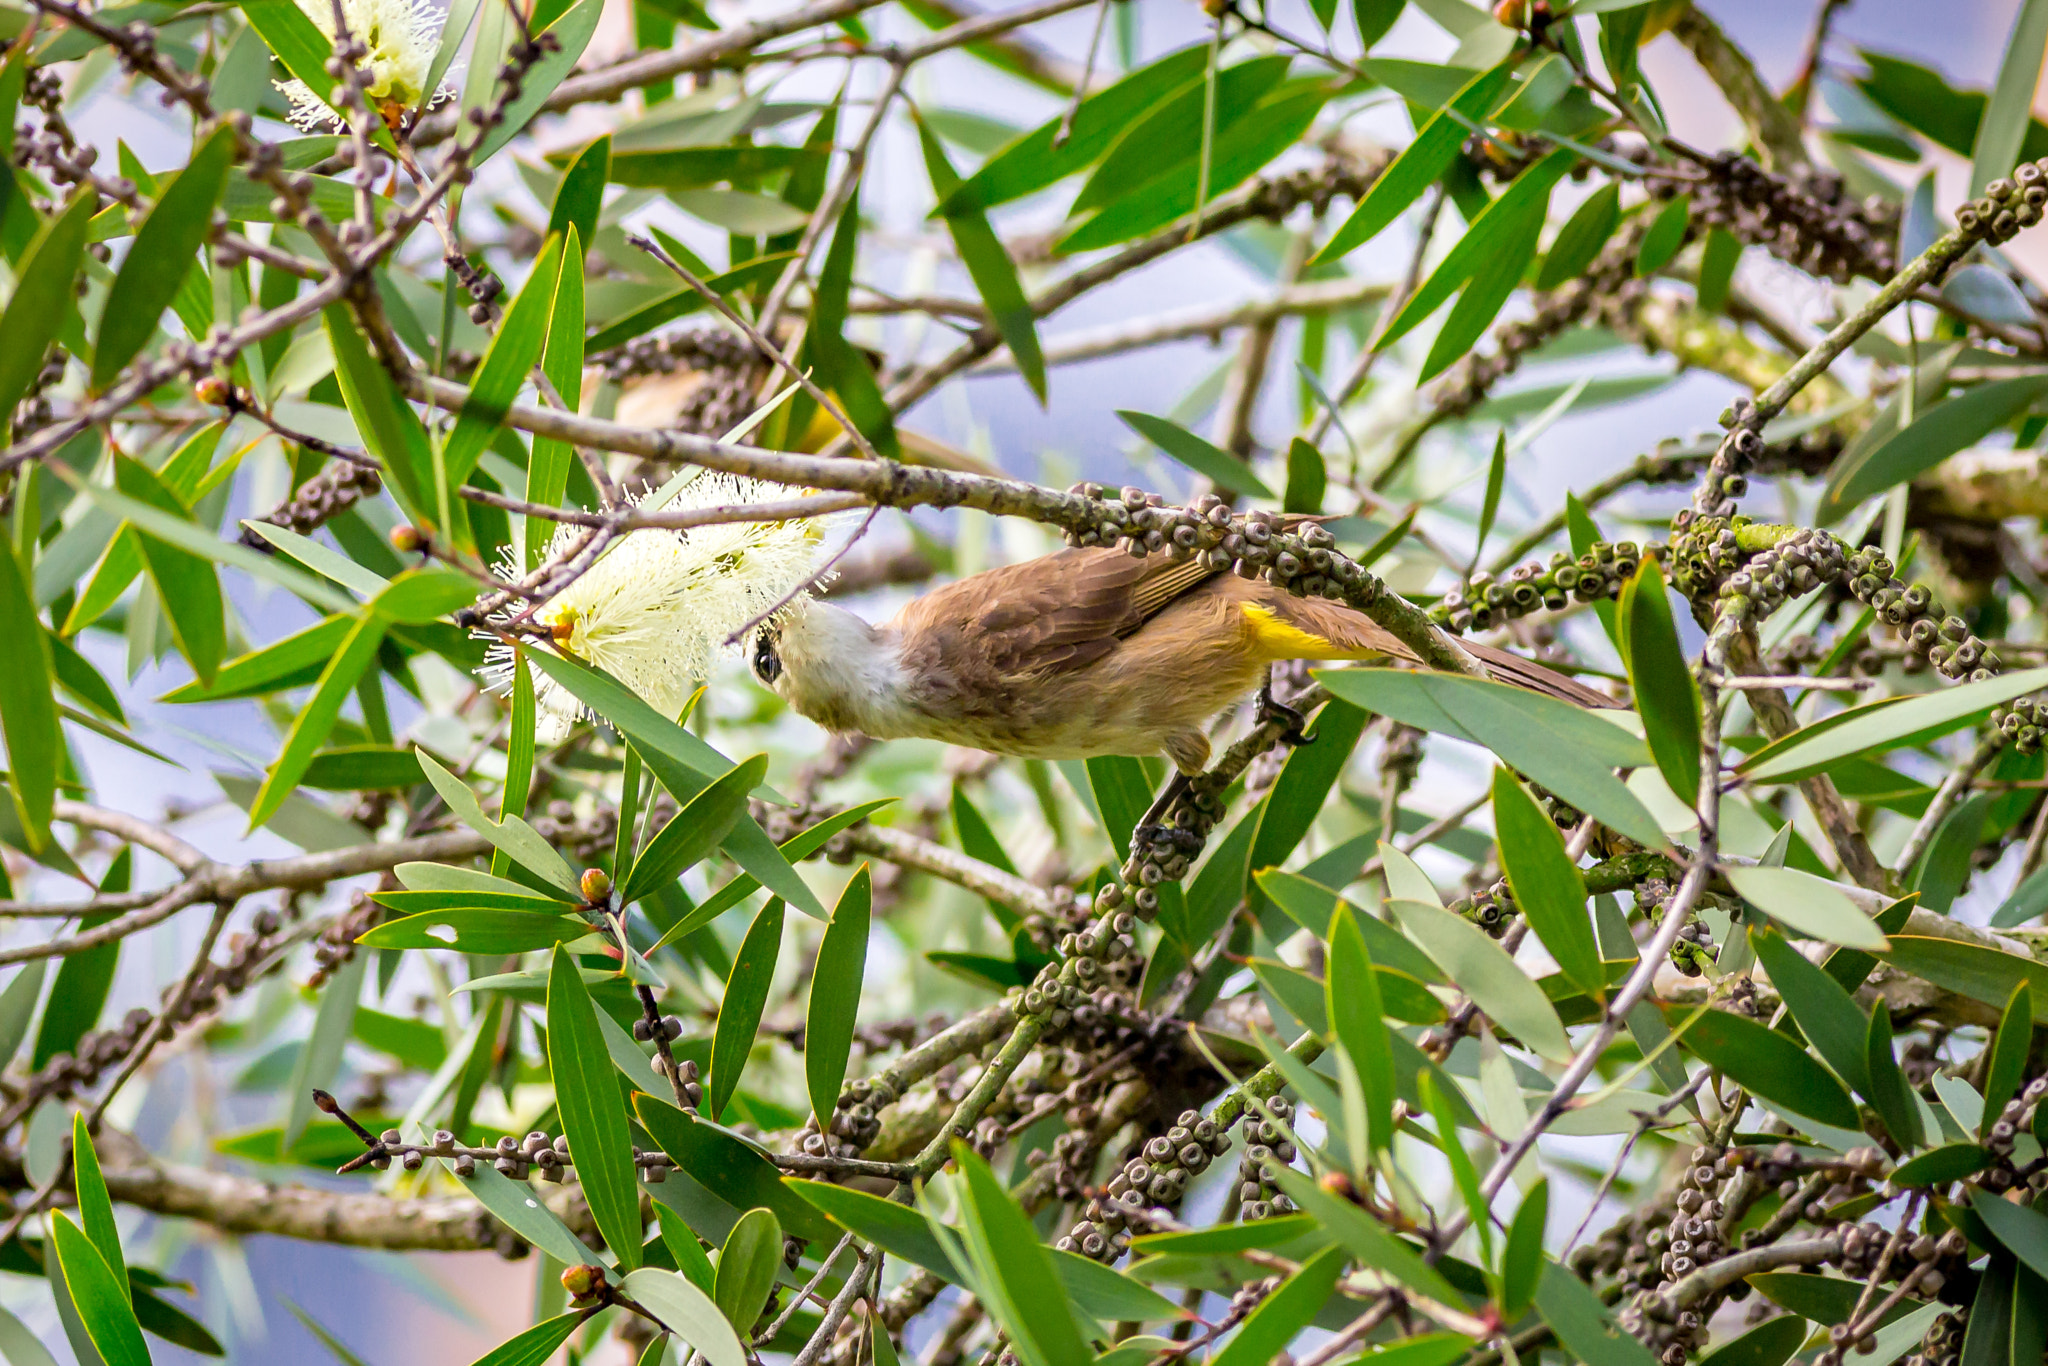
[0,191,94,436]
[0,519,59,848]
[471,0,603,163]
[49,1211,150,1366]
[248,613,385,830]
[1740,667,2048,783]
[1824,376,2048,515]
[580,252,792,355]
[951,787,1022,931]
[548,136,609,249]
[1618,562,1701,806]
[1418,200,1544,381]
[1534,1260,1661,1366]
[1265,1164,1461,1302]
[1749,927,1871,1095]
[1972,0,2048,193]
[448,1145,610,1267]
[1069,56,1291,215]
[415,749,579,895]
[1327,904,1396,1154]
[653,1198,717,1292]
[1891,1143,1991,1187]
[460,1311,590,1366]
[443,234,564,494]
[1417,1068,1488,1247]
[323,305,436,526]
[942,45,1211,213]
[1211,1245,1345,1366]
[917,116,1047,403]
[548,943,644,1271]
[603,144,824,190]
[1387,897,1569,1061]
[708,899,782,1121]
[788,1178,960,1280]
[1961,1257,2014,1366]
[368,569,476,625]
[1252,699,1368,872]
[805,867,870,1126]
[527,229,585,571]
[1726,865,1888,950]
[649,801,893,949]
[623,754,763,903]
[356,909,594,953]
[1973,1192,2048,1283]
[1537,182,1621,291]
[1057,82,1332,254]
[1118,410,1277,499]
[298,745,425,790]
[1316,668,1664,849]
[1633,195,1691,277]
[1660,1002,1861,1129]
[1380,147,1578,352]
[1864,1006,1924,1149]
[1697,226,1742,312]
[1984,983,2032,1128]
[618,1268,745,1366]
[952,1145,1091,1366]
[712,1207,781,1336]
[1283,437,1326,515]
[160,614,352,703]
[1501,1178,1547,1317]
[635,1097,834,1241]
[112,454,224,684]
[92,126,234,389]
[805,192,897,458]
[69,1114,126,1301]
[0,962,47,1071]
[1880,935,2048,1009]
[1317,59,1516,263]
[1492,770,1603,998]
[33,914,119,1070]
[1750,1272,1927,1326]
[522,650,824,917]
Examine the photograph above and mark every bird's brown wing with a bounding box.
[893,547,1217,679]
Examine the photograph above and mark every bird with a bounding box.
[749,542,1612,834]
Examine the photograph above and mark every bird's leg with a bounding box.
[1256,674,1313,748]
[1132,770,1203,858]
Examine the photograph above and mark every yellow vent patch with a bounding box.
[1239,604,1358,661]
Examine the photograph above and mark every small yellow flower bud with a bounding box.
[580,868,611,904]
[560,1264,605,1301]
[193,376,229,405]
[390,525,423,553]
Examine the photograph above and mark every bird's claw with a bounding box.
[1256,686,1312,748]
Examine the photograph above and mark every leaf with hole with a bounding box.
[356,910,594,954]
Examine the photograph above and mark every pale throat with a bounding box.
[780,605,921,737]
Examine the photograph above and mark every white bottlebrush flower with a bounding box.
[482,475,838,743]
[274,0,454,132]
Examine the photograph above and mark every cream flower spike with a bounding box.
[273,0,455,132]
[481,475,841,743]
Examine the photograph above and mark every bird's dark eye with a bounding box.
[752,632,783,685]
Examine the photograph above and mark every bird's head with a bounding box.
[750,599,909,735]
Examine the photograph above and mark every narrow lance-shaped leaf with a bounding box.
[1749,927,1872,1096]
[1619,561,1702,807]
[443,232,565,496]
[495,649,536,881]
[1501,1178,1548,1317]
[248,611,386,830]
[69,1114,126,1303]
[48,1212,150,1366]
[1492,769,1604,999]
[548,943,644,1271]
[283,948,366,1151]
[1316,58,1516,263]
[805,867,870,1126]
[112,454,225,684]
[1983,982,2033,1128]
[548,138,609,248]
[0,517,59,849]
[92,125,235,389]
[916,113,1047,403]
[1537,181,1621,291]
[1327,904,1396,1156]
[0,192,96,437]
[1210,1246,1347,1366]
[1971,0,2048,194]
[1864,1005,1925,1150]
[1389,898,1573,1062]
[528,225,585,570]
[951,1145,1092,1366]
[712,1207,781,1337]
[709,899,783,1121]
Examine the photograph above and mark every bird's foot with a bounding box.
[1256,686,1312,747]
